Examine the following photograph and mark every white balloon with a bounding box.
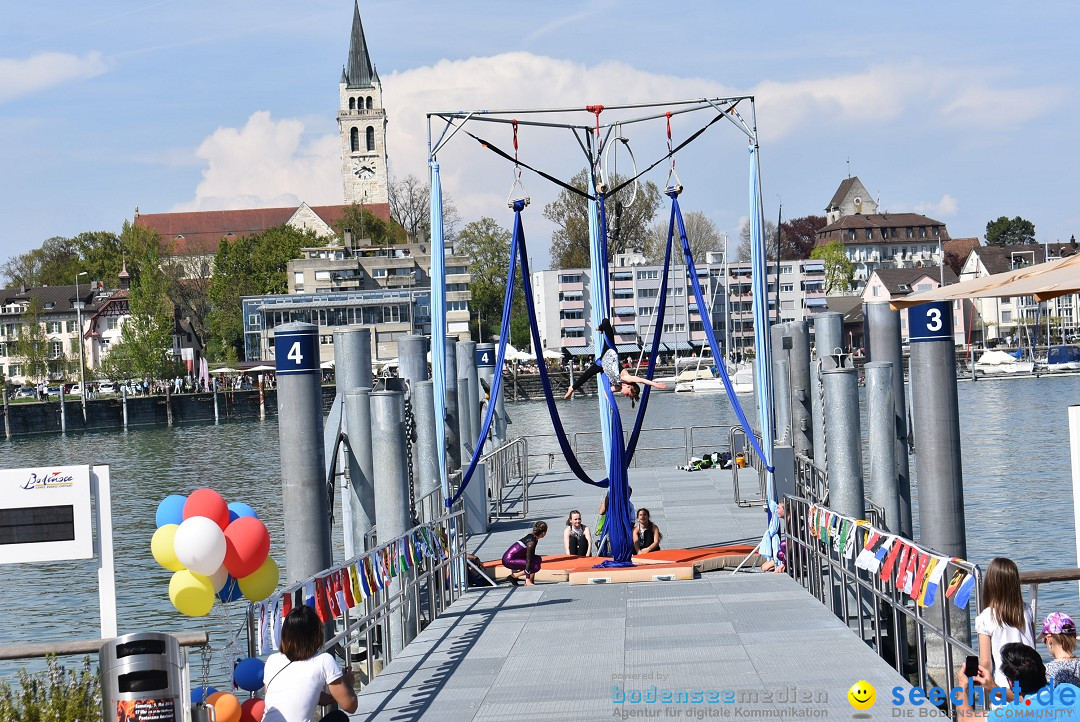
[209,564,229,593]
[173,516,227,576]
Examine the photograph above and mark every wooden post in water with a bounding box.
[121,386,128,428]
[58,387,66,433]
[165,384,173,426]
[3,386,10,440]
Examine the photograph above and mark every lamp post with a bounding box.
[74,271,88,422]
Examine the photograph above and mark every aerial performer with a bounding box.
[563,319,667,403]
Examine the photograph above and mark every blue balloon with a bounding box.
[191,686,218,703]
[218,575,243,603]
[156,495,187,528]
[233,656,266,692]
[227,502,258,524]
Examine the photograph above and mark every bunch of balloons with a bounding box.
[152,489,279,616]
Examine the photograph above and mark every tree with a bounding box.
[644,211,724,263]
[736,218,779,262]
[162,255,212,349]
[73,231,125,286]
[778,215,827,260]
[453,217,529,347]
[985,216,1036,246]
[810,240,855,293]
[118,221,175,380]
[12,296,51,381]
[333,203,406,247]
[1,236,82,288]
[546,169,662,269]
[206,225,318,359]
[388,174,462,244]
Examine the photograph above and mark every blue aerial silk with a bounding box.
[589,192,613,469]
[429,162,449,503]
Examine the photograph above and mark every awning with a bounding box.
[613,306,636,316]
[890,252,1080,308]
[803,262,825,272]
[687,303,699,312]
[616,344,640,353]
[615,324,637,334]
[670,341,694,351]
[570,346,595,356]
[805,297,829,308]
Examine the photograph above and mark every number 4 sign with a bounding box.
[274,327,319,375]
[908,301,953,343]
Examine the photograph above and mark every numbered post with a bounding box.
[908,300,969,645]
[475,343,504,447]
[274,323,332,583]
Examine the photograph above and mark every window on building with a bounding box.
[248,314,260,327]
[781,266,793,274]
[638,306,653,316]
[933,226,941,236]
[919,227,927,238]
[865,229,873,240]
[638,288,658,298]
[561,328,585,338]
[315,271,331,281]
[560,310,584,320]
[781,300,794,310]
[1002,310,1012,323]
[9,365,20,377]
[558,273,581,284]
[366,127,375,152]
[294,271,304,285]
[446,266,467,275]
[781,284,794,292]
[107,318,118,330]
[637,270,659,280]
[663,324,674,333]
[447,301,468,312]
[366,96,373,110]
[50,342,62,358]
[349,97,356,110]
[47,321,61,334]
[906,227,914,239]
[872,286,880,297]
[848,230,857,241]
[916,283,932,292]
[673,287,683,296]
[373,268,387,277]
[350,127,359,153]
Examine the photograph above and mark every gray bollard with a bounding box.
[771,324,792,444]
[865,362,901,533]
[864,302,913,538]
[444,339,460,472]
[334,327,373,392]
[821,367,865,520]
[413,380,439,506]
[275,323,333,584]
[457,374,488,533]
[59,389,66,433]
[370,390,417,655]
[2,387,9,439]
[809,359,825,466]
[788,321,813,458]
[395,335,429,497]
[344,389,375,554]
[211,381,219,424]
[908,303,966,559]
[121,386,129,428]
[815,312,846,370]
[476,343,503,446]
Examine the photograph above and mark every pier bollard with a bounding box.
[865,362,901,533]
[864,302,913,538]
[59,388,66,433]
[398,335,429,492]
[413,380,439,509]
[121,386,129,428]
[476,343,504,447]
[809,359,825,467]
[165,385,173,427]
[821,367,865,520]
[370,390,418,655]
[771,324,792,444]
[458,342,488,533]
[274,323,333,584]
[814,312,846,370]
[2,387,9,439]
[335,327,374,558]
[344,389,375,555]
[787,321,813,459]
[211,380,219,424]
[444,338,461,473]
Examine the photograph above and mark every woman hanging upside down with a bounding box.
[502,521,548,585]
[563,319,667,402]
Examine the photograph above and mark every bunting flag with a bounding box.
[257,601,269,656]
[854,532,884,570]
[944,569,966,599]
[844,524,858,558]
[953,574,976,609]
[327,574,342,618]
[435,526,448,556]
[333,571,348,615]
[417,528,433,558]
[898,545,916,594]
[271,594,283,650]
[314,577,332,622]
[282,590,292,618]
[398,538,410,572]
[879,539,905,581]
[906,552,928,598]
[385,546,397,578]
[410,532,422,565]
[304,581,317,610]
[808,506,819,539]
[837,520,852,559]
[341,569,355,609]
[919,558,948,607]
[893,543,911,587]
[367,555,383,591]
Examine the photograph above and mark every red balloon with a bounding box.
[240,698,265,722]
[184,488,230,531]
[224,517,271,579]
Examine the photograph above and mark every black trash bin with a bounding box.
[100,632,183,722]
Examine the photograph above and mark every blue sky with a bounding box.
[3,1,1078,271]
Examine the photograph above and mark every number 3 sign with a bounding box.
[908,301,952,343]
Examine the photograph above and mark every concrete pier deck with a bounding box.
[350,467,931,720]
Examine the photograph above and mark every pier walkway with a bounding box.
[350,467,930,720]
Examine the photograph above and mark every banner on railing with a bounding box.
[255,523,449,654]
[807,504,977,610]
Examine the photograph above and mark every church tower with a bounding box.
[339,1,389,206]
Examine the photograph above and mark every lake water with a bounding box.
[1,375,1078,686]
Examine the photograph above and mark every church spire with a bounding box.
[344,0,378,88]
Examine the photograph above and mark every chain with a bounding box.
[403,381,418,524]
[815,359,829,504]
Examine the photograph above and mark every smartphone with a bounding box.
[964,656,979,678]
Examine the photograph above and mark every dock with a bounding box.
[350,466,934,720]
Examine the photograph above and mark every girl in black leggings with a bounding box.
[563,319,667,401]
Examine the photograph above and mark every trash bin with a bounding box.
[100,632,183,722]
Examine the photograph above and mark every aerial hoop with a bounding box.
[603,124,639,208]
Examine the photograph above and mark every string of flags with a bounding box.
[255,523,449,654]
[807,504,977,610]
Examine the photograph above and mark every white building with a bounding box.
[862,267,966,345]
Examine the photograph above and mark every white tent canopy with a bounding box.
[891,252,1080,309]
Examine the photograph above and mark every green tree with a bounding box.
[545,169,662,269]
[12,296,51,381]
[207,225,318,359]
[453,217,529,347]
[644,211,724,263]
[985,216,1036,246]
[333,203,406,246]
[118,221,175,379]
[1,236,82,288]
[72,230,125,286]
[810,240,855,293]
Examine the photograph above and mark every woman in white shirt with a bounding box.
[262,605,358,722]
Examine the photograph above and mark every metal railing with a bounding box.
[481,436,529,520]
[794,451,829,504]
[731,426,767,507]
[1019,568,1080,623]
[785,495,982,717]
[273,494,468,697]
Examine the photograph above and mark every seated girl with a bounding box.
[632,508,662,554]
[564,510,592,556]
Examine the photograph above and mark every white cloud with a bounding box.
[0,52,107,104]
[915,194,959,218]
[172,111,342,212]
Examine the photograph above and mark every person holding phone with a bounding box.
[262,605,358,722]
[955,643,1080,719]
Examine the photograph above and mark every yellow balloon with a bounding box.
[151,525,184,572]
[238,556,279,602]
[169,570,215,616]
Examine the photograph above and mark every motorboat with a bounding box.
[1044,344,1080,372]
[973,349,1035,376]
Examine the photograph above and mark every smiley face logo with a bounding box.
[848,680,876,710]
